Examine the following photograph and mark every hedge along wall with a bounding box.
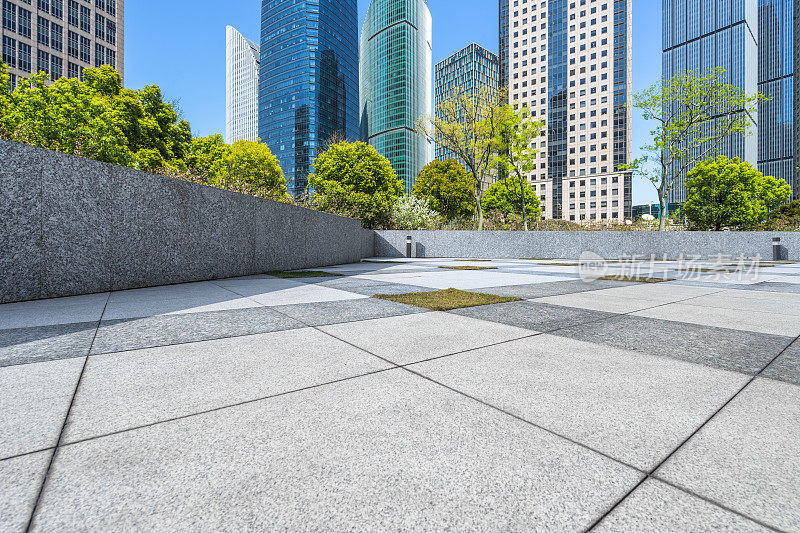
[0,140,375,304]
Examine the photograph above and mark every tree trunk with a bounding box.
[520,175,529,231]
[659,192,667,232]
[477,201,484,230]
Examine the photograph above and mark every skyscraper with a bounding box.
[503,0,633,222]
[360,0,432,194]
[434,43,500,162]
[758,0,795,197]
[226,26,259,143]
[1,0,124,90]
[258,0,359,197]
[662,0,758,204]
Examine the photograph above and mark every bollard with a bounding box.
[406,236,412,258]
[773,237,782,261]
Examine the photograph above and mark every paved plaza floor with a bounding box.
[2,257,799,531]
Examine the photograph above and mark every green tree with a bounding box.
[412,160,475,221]
[684,156,792,230]
[482,177,541,219]
[388,196,442,230]
[628,68,765,231]
[212,140,287,201]
[309,141,403,228]
[493,103,546,230]
[187,134,230,177]
[417,87,503,230]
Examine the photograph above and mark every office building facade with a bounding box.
[758,0,796,197]
[226,26,259,143]
[434,43,500,162]
[504,0,633,222]
[258,0,359,197]
[360,0,432,194]
[1,0,124,90]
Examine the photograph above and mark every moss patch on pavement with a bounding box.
[373,289,521,311]
[589,275,675,283]
[438,266,499,271]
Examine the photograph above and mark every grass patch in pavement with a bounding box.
[373,289,521,311]
[536,262,579,267]
[265,270,342,278]
[438,266,499,271]
[453,259,493,262]
[589,275,675,283]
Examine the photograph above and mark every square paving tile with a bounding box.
[33,370,642,531]
[633,302,800,337]
[410,334,748,470]
[1,358,84,459]
[594,479,770,532]
[532,292,665,314]
[90,307,305,355]
[681,291,800,316]
[474,279,634,299]
[0,451,51,533]
[656,378,800,532]
[65,328,392,443]
[301,277,435,296]
[451,301,618,333]
[213,277,364,306]
[354,270,577,291]
[762,340,800,386]
[0,322,98,367]
[553,315,792,374]
[318,312,533,365]
[272,298,426,327]
[0,293,108,330]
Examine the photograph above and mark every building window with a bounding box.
[106,19,115,45]
[67,60,81,79]
[94,13,104,40]
[106,47,114,68]
[37,0,49,11]
[106,0,115,16]
[51,0,62,19]
[37,49,49,73]
[50,54,62,80]
[51,22,62,51]
[2,35,16,67]
[79,35,90,63]
[79,5,90,33]
[67,29,78,58]
[94,42,104,66]
[37,16,49,46]
[2,1,15,32]
[18,6,31,38]
[18,42,32,73]
[67,0,78,27]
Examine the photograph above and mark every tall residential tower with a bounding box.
[434,43,500,162]
[503,0,633,222]
[360,0,432,194]
[258,0,359,197]
[1,0,124,89]
[225,26,259,143]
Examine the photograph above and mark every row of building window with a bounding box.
[3,33,113,76]
[3,1,116,45]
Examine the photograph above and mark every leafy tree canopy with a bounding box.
[309,141,403,228]
[482,177,541,219]
[684,156,792,230]
[412,160,476,221]
[212,140,288,201]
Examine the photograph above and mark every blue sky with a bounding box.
[124,1,661,203]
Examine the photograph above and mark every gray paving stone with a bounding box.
[0,293,108,330]
[451,301,618,332]
[319,312,532,365]
[91,307,305,355]
[741,281,800,294]
[410,335,748,471]
[0,451,51,533]
[657,378,800,532]
[474,279,635,299]
[34,370,642,531]
[633,302,800,337]
[1,358,84,459]
[594,479,771,532]
[65,328,392,443]
[762,340,800,386]
[553,315,793,375]
[308,277,435,296]
[272,298,425,327]
[0,322,98,367]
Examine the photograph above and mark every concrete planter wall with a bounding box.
[0,140,374,304]
[375,230,800,261]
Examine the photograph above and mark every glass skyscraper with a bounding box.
[226,26,259,143]
[258,0,359,197]
[662,0,759,204]
[758,0,795,196]
[359,0,433,195]
[434,43,500,163]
